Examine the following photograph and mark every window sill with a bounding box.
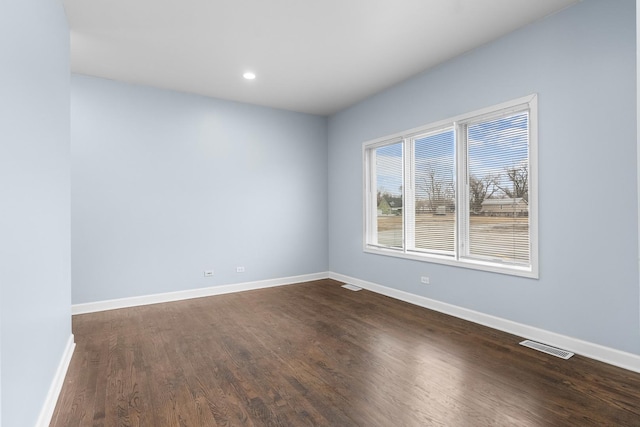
[364,245,538,279]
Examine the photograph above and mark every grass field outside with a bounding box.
[377,213,529,263]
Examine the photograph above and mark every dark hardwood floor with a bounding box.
[51,279,640,426]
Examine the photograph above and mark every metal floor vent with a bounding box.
[341,284,363,292]
[519,340,574,360]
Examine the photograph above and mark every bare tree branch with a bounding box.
[469,174,499,214]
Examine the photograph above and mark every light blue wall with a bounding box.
[71,75,328,304]
[0,0,72,426]
[328,0,640,355]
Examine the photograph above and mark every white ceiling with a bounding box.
[63,0,579,116]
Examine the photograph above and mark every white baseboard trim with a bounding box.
[329,272,640,374]
[72,272,330,315]
[36,334,75,427]
[69,270,640,373]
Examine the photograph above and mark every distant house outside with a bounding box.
[378,196,403,215]
[481,197,528,216]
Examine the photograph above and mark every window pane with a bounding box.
[375,143,403,248]
[467,112,529,264]
[414,129,455,253]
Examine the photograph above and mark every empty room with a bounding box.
[2,0,640,426]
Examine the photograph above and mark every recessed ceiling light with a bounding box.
[243,72,256,80]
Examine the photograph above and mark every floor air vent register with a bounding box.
[519,340,574,360]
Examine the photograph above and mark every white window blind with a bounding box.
[374,142,403,249]
[412,129,455,254]
[465,112,530,265]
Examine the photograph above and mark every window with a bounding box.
[364,95,538,277]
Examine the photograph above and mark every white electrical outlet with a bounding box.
[420,276,430,285]
[236,266,245,273]
[204,270,214,277]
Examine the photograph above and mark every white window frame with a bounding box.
[363,94,538,278]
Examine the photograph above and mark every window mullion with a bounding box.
[457,122,469,260]
[404,138,415,251]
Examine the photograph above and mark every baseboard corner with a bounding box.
[36,334,75,427]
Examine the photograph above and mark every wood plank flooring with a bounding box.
[51,279,640,426]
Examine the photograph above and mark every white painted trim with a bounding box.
[637,0,640,350]
[363,246,537,278]
[36,334,75,427]
[329,272,640,374]
[361,94,536,148]
[72,272,330,315]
